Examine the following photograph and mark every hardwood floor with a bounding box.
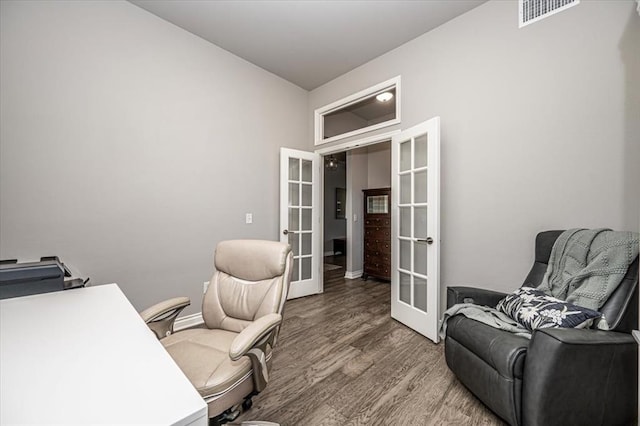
[236,256,504,425]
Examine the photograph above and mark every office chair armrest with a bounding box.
[229,313,282,361]
[140,296,190,339]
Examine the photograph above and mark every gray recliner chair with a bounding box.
[140,240,293,425]
[444,230,639,426]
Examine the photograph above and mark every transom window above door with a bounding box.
[314,76,401,145]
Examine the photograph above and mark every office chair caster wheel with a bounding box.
[242,398,253,411]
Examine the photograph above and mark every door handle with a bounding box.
[417,237,434,244]
[283,229,289,235]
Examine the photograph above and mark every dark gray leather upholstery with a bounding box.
[523,328,637,425]
[521,230,563,288]
[446,286,507,309]
[444,230,639,426]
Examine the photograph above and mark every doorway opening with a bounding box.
[311,117,441,342]
[322,152,347,283]
[321,141,392,286]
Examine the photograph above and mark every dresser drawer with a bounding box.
[364,250,390,261]
[365,240,390,252]
[364,263,391,280]
[365,218,391,227]
[364,227,390,240]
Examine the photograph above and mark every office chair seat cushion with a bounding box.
[162,328,252,398]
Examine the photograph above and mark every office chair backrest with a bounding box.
[202,240,293,333]
[522,230,639,332]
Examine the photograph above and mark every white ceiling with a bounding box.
[130,0,487,90]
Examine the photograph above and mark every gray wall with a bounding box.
[0,0,308,313]
[367,142,391,189]
[310,0,640,296]
[2,0,637,315]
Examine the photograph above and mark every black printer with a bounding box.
[0,256,87,300]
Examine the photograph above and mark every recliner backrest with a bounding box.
[202,240,293,333]
[522,230,639,332]
[522,230,564,289]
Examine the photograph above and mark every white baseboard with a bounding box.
[174,312,204,331]
[345,270,363,279]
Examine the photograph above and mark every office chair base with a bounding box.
[210,396,254,426]
[242,397,253,411]
[210,408,239,426]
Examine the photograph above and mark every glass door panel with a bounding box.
[288,232,299,255]
[301,160,313,182]
[301,184,312,206]
[289,183,299,206]
[301,209,312,230]
[400,240,411,271]
[399,207,411,237]
[414,207,427,238]
[301,257,312,280]
[414,242,428,276]
[414,277,428,313]
[400,174,411,204]
[289,208,299,231]
[399,272,411,304]
[414,134,428,168]
[289,158,299,180]
[414,171,428,203]
[400,141,411,172]
[301,233,312,255]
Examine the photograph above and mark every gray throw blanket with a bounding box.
[439,303,531,340]
[537,228,639,310]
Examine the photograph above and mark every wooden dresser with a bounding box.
[362,187,391,281]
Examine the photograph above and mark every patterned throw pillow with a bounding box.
[496,287,604,332]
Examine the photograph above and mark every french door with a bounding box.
[391,117,441,343]
[279,148,322,299]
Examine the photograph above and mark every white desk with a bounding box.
[0,284,207,425]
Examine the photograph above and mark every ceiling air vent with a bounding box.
[519,0,580,28]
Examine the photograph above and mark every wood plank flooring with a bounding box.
[235,256,504,425]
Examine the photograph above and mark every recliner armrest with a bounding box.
[140,297,190,339]
[523,328,637,426]
[533,327,635,345]
[229,313,282,361]
[446,286,507,309]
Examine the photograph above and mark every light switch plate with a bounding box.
[245,213,253,224]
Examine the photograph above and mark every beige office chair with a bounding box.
[140,240,293,425]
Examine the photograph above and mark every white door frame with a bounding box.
[314,131,400,291]
[314,130,400,157]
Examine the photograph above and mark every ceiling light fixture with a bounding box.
[376,92,394,102]
[325,155,339,171]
